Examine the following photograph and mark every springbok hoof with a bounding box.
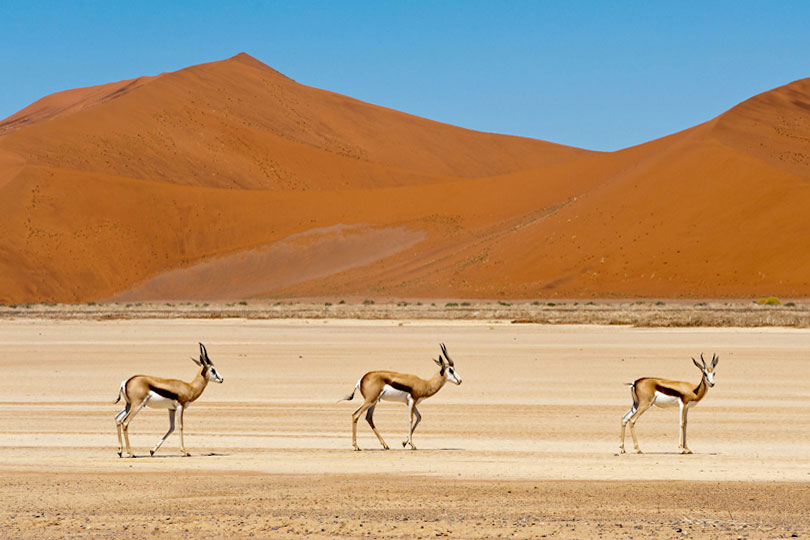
[619,448,626,454]
[149,450,155,457]
[353,446,361,452]
[680,448,693,455]
[635,449,643,454]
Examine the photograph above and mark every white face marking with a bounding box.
[379,385,410,403]
[207,366,224,383]
[704,369,716,387]
[447,366,462,385]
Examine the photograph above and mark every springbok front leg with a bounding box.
[402,403,421,449]
[679,403,692,454]
[150,409,176,457]
[178,404,191,456]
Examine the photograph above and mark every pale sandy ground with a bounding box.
[1,318,810,538]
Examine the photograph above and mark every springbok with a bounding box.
[114,343,223,458]
[342,343,461,451]
[620,353,718,454]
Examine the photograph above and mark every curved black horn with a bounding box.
[440,343,453,366]
[711,353,719,368]
[199,343,209,364]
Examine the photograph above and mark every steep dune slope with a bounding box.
[0,54,589,303]
[0,54,808,303]
[279,81,810,300]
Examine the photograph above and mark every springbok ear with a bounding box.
[433,357,443,366]
[711,354,719,368]
[692,357,703,370]
[191,356,203,367]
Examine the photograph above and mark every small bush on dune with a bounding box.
[757,297,782,305]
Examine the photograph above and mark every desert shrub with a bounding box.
[446,302,458,307]
[362,299,374,305]
[498,301,512,306]
[786,302,796,307]
[339,300,345,304]
[547,302,556,306]
[757,297,782,305]
[238,301,248,306]
[655,301,665,306]
[325,302,332,306]
[531,301,541,306]
[460,302,471,306]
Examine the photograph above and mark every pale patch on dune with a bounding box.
[109,224,425,301]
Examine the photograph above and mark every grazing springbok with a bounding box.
[620,353,718,454]
[342,343,462,451]
[114,343,223,458]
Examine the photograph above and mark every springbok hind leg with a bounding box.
[115,402,130,457]
[121,397,150,458]
[352,400,376,451]
[627,402,654,454]
[619,406,635,454]
[364,403,389,450]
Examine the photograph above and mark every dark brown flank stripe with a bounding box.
[390,381,413,393]
[654,384,682,398]
[149,385,180,401]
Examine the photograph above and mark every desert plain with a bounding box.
[1,314,810,539]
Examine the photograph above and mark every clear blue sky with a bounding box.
[2,2,808,151]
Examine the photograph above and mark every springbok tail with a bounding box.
[627,381,639,410]
[338,379,362,403]
[114,380,127,404]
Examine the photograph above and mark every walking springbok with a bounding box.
[342,343,462,451]
[620,353,718,454]
[114,343,223,458]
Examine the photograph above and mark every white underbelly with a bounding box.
[146,392,179,409]
[652,391,680,408]
[378,385,410,403]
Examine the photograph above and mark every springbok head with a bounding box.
[434,343,462,385]
[192,343,224,383]
[692,353,718,387]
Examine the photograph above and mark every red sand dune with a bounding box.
[0,53,808,303]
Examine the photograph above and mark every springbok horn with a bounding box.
[199,343,209,365]
[440,343,453,366]
[700,352,707,368]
